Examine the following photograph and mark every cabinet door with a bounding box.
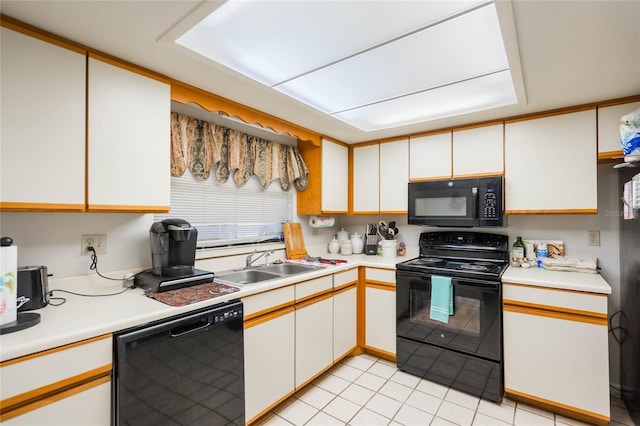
[503,311,610,420]
[0,28,86,210]
[321,138,348,212]
[353,144,380,213]
[453,124,504,177]
[87,56,170,212]
[409,132,452,180]
[365,280,396,356]
[244,309,295,422]
[505,110,597,213]
[380,139,409,213]
[3,381,110,426]
[598,101,640,159]
[295,295,334,388]
[333,286,357,360]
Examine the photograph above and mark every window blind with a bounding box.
[155,169,292,248]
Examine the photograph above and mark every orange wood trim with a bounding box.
[366,266,396,273]
[246,387,298,426]
[348,145,354,214]
[452,172,504,179]
[334,346,360,364]
[320,210,349,214]
[171,81,322,145]
[453,120,506,132]
[85,52,90,210]
[243,300,295,323]
[596,94,640,108]
[0,334,112,367]
[503,282,609,297]
[352,210,381,215]
[357,267,366,349]
[503,301,607,326]
[0,14,86,55]
[334,282,357,295]
[86,204,170,213]
[295,361,336,391]
[295,289,333,309]
[296,139,322,215]
[408,175,455,183]
[379,210,409,215]
[244,305,295,329]
[351,140,380,148]
[366,281,396,291]
[503,298,607,319]
[378,136,410,144]
[505,209,598,215]
[364,347,396,363]
[408,128,453,139]
[0,202,86,212]
[598,150,624,161]
[504,104,597,124]
[321,137,350,148]
[449,130,454,178]
[0,365,111,420]
[505,388,609,426]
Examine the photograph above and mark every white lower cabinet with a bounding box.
[503,283,610,425]
[333,286,357,360]
[364,268,396,357]
[242,287,296,423]
[295,294,334,387]
[0,335,112,424]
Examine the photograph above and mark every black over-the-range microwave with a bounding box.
[408,176,504,228]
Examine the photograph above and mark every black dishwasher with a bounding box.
[112,300,244,425]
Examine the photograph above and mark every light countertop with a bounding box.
[502,265,612,294]
[0,253,403,362]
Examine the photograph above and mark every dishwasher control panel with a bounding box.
[213,306,243,324]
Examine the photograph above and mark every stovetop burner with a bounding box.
[396,231,509,280]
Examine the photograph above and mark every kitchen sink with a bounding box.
[215,269,282,285]
[259,263,323,275]
[215,262,324,285]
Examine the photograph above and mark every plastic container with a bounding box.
[536,242,548,268]
[380,240,397,258]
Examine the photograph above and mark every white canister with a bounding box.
[340,240,353,255]
[328,237,340,254]
[351,232,364,254]
[336,228,349,242]
[380,240,398,258]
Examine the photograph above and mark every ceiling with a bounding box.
[1,0,639,144]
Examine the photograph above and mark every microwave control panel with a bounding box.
[479,187,500,219]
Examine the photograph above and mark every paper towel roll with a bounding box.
[309,216,335,228]
[1,246,18,325]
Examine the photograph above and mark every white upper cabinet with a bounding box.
[352,144,380,213]
[597,101,640,159]
[452,124,504,177]
[505,109,597,213]
[379,139,409,213]
[321,138,349,212]
[409,132,452,180]
[0,28,86,210]
[87,56,170,211]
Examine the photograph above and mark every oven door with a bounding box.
[396,270,501,361]
[408,184,478,227]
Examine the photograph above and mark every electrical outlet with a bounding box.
[588,230,600,246]
[81,234,107,255]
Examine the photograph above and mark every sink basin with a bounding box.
[216,269,281,285]
[259,263,323,275]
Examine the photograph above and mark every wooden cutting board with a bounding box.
[283,222,308,260]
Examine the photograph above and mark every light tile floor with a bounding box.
[257,354,637,426]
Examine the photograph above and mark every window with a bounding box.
[155,169,292,249]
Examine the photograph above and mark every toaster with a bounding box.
[17,265,50,311]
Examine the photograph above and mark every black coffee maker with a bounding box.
[135,219,214,293]
[150,218,197,277]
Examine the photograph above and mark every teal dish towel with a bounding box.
[429,275,453,323]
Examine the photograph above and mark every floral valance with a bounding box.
[170,112,309,191]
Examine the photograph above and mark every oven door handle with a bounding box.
[417,275,500,290]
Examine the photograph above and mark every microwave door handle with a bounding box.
[472,187,479,218]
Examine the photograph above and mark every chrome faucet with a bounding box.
[245,249,275,268]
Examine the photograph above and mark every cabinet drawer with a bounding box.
[0,335,112,401]
[242,285,295,317]
[503,283,607,315]
[334,268,358,288]
[365,267,396,285]
[295,275,333,301]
